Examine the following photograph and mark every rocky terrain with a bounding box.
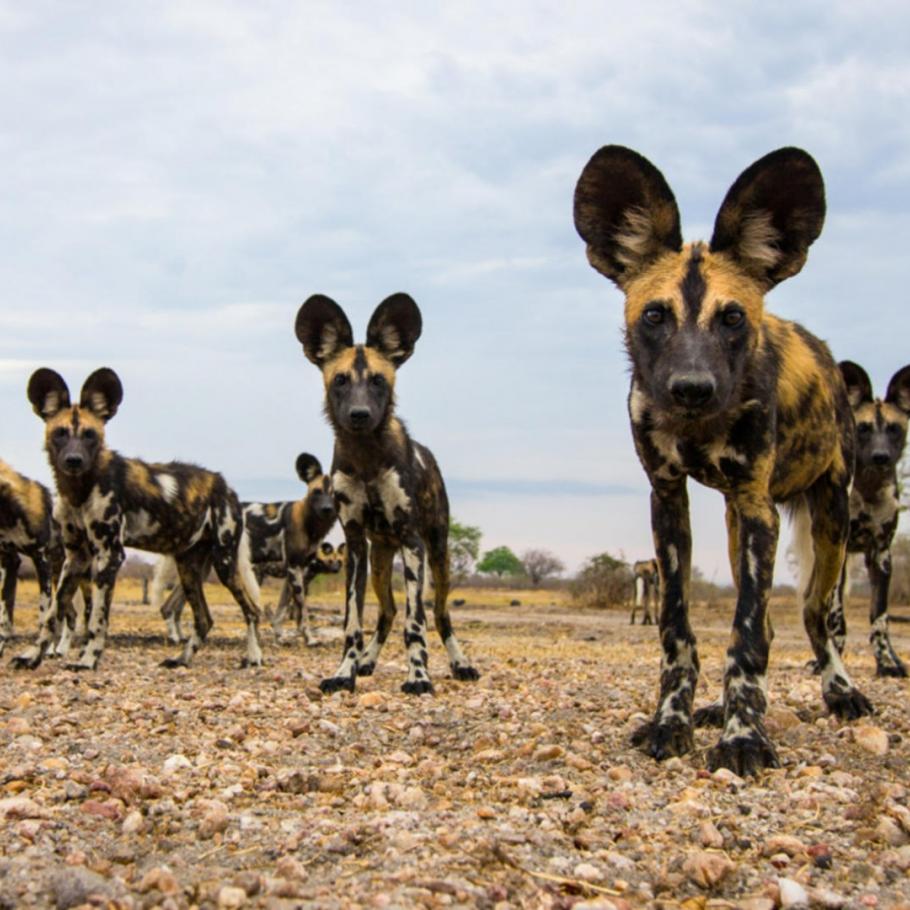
[1,583,909,909]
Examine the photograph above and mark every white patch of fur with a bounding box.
[613,207,658,272]
[42,391,61,416]
[150,557,179,612]
[378,467,410,520]
[628,383,647,424]
[634,575,645,607]
[317,324,340,362]
[89,391,108,417]
[156,473,178,502]
[127,508,159,540]
[789,498,814,603]
[237,530,261,604]
[378,324,403,360]
[738,210,781,270]
[414,448,426,469]
[667,544,679,575]
[333,471,368,524]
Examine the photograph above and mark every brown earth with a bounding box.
[1,580,910,909]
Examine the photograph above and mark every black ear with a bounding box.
[27,368,71,420]
[79,368,123,422]
[710,148,825,290]
[366,293,422,367]
[573,145,682,289]
[295,453,322,484]
[839,361,873,409]
[885,365,910,415]
[295,295,354,366]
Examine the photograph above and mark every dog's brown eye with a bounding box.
[82,428,97,442]
[722,308,745,327]
[857,423,872,436]
[52,427,68,441]
[642,306,665,326]
[333,374,348,388]
[370,374,385,388]
[886,423,903,436]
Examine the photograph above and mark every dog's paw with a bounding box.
[694,702,725,728]
[451,663,480,681]
[320,675,356,694]
[707,730,780,777]
[356,662,376,677]
[631,718,694,761]
[876,658,908,679]
[401,678,434,696]
[825,686,874,720]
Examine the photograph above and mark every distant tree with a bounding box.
[570,552,631,608]
[449,519,482,583]
[521,548,565,586]
[477,546,525,579]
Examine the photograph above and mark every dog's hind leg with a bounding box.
[0,551,19,657]
[798,482,874,719]
[632,481,699,760]
[162,552,213,668]
[427,526,478,682]
[358,542,396,676]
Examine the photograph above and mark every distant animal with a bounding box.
[630,558,659,625]
[152,454,339,647]
[295,292,479,693]
[826,361,910,677]
[0,462,56,658]
[574,144,870,775]
[15,367,263,671]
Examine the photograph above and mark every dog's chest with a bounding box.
[849,483,899,553]
[333,468,411,535]
[643,426,754,492]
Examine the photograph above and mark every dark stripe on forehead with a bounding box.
[680,244,706,321]
[353,346,368,374]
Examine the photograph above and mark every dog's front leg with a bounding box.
[401,536,432,695]
[708,495,781,775]
[320,527,367,693]
[67,539,124,671]
[632,480,699,760]
[866,547,907,677]
[0,551,20,657]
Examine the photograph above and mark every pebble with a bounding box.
[698,820,724,848]
[682,850,735,888]
[763,834,806,857]
[854,725,889,756]
[162,753,192,774]
[778,877,809,908]
[357,691,385,708]
[533,743,564,761]
[48,867,116,909]
[0,796,45,819]
[122,809,145,834]
[218,885,247,908]
[572,862,603,882]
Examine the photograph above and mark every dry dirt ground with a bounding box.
[2,580,910,910]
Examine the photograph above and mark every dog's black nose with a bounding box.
[670,374,716,409]
[349,408,371,427]
[63,454,84,471]
[319,504,336,518]
[872,451,891,466]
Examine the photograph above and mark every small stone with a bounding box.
[197,800,230,838]
[48,868,114,909]
[475,748,506,763]
[275,856,307,881]
[765,706,801,732]
[606,765,632,782]
[64,781,88,801]
[357,691,385,708]
[477,806,496,819]
[682,850,735,888]
[763,835,806,857]
[808,887,847,909]
[699,820,724,848]
[778,877,809,908]
[0,796,46,819]
[533,743,563,761]
[711,767,745,787]
[573,862,603,882]
[738,900,774,910]
[138,866,180,895]
[80,799,123,821]
[218,885,247,908]
[854,725,889,756]
[876,816,907,846]
[122,809,145,834]
[162,753,192,774]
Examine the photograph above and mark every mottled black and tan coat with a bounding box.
[827,361,910,677]
[574,145,871,775]
[154,454,338,646]
[16,367,263,671]
[630,557,659,625]
[0,462,57,658]
[295,293,479,694]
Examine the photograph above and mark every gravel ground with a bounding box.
[1,583,910,910]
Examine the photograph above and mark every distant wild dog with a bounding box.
[267,540,346,640]
[295,293,479,694]
[0,462,56,658]
[153,454,339,646]
[574,145,870,775]
[630,557,659,625]
[826,361,910,677]
[16,367,263,671]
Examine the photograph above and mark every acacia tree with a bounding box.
[570,552,631,608]
[521,548,565,586]
[449,518,482,583]
[477,546,525,579]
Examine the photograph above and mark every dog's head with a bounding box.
[295,452,337,534]
[294,293,421,436]
[28,368,122,478]
[840,361,910,475]
[312,540,345,575]
[574,146,826,421]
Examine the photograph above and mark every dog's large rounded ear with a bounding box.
[295,295,354,366]
[366,293,422,367]
[710,148,825,291]
[885,365,910,415]
[27,368,71,420]
[839,361,873,409]
[79,368,123,422]
[295,453,322,484]
[573,145,682,289]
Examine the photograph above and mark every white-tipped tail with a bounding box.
[237,529,261,605]
[634,575,645,607]
[151,556,179,613]
[788,496,814,605]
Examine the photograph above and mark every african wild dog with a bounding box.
[267,541,346,640]
[574,145,871,774]
[153,453,338,647]
[825,361,910,677]
[630,557,659,625]
[15,367,263,671]
[0,462,56,658]
[295,293,479,694]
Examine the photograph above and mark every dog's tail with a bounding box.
[236,528,261,606]
[151,556,179,617]
[634,574,645,607]
[786,496,813,606]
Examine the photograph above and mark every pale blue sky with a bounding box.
[1,2,908,579]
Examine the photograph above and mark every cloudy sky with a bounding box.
[1,1,908,580]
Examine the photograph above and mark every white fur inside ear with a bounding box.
[89,391,108,416]
[737,210,781,270]
[42,391,60,416]
[378,323,403,360]
[317,325,339,362]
